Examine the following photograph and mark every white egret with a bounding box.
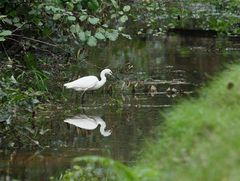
[64,115,112,137]
[64,69,112,103]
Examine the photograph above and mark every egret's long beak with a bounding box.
[112,74,120,80]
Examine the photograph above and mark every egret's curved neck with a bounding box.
[99,121,107,133]
[99,121,110,136]
[100,71,107,82]
[97,119,111,136]
[95,71,107,89]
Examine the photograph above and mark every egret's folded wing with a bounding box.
[64,76,98,90]
[64,117,97,130]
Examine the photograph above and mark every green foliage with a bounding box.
[0,0,132,114]
[55,156,137,181]
[123,5,131,12]
[0,75,41,107]
[131,0,240,36]
[0,30,12,41]
[0,0,131,64]
[0,53,50,149]
[0,75,45,149]
[87,36,97,47]
[0,15,12,41]
[15,53,50,92]
[131,0,168,37]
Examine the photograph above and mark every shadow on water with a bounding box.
[1,35,240,181]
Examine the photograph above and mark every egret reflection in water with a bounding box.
[64,115,112,137]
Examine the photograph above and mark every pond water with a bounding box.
[1,35,240,181]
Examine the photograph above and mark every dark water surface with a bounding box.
[1,35,240,181]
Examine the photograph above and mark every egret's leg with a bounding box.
[81,92,86,105]
[75,90,78,102]
[81,89,88,105]
[81,107,86,114]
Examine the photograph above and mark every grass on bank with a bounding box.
[57,63,240,181]
[134,63,240,181]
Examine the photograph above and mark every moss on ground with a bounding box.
[134,64,240,181]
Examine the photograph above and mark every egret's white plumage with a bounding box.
[64,115,111,137]
[64,69,112,91]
